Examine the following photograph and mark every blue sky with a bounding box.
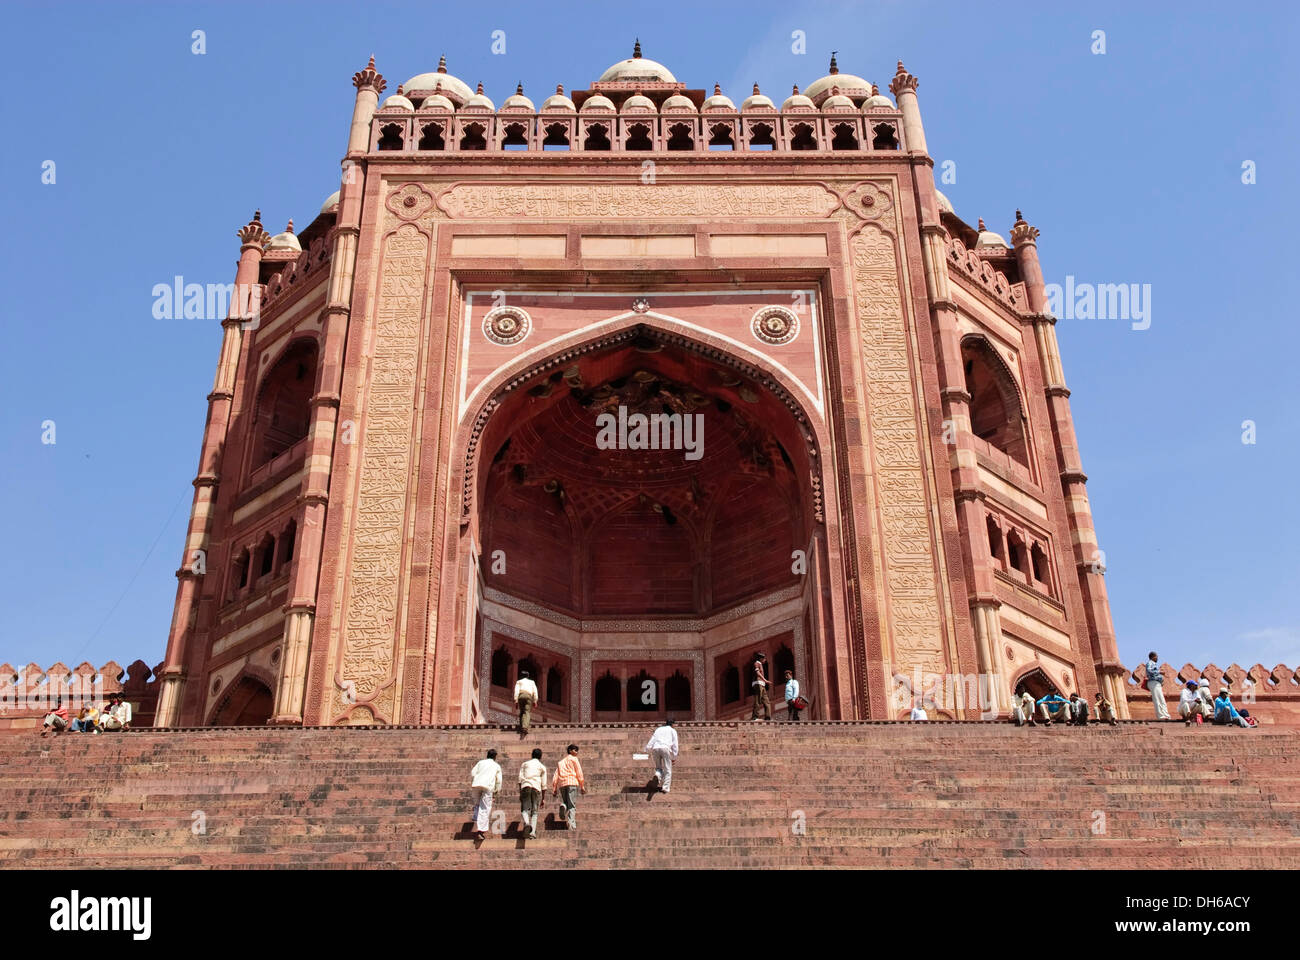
[1,0,1297,677]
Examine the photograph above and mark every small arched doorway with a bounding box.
[210,676,275,726]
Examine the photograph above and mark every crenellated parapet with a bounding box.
[946,235,1027,312]
[0,659,162,730]
[1122,661,1300,725]
[260,232,335,310]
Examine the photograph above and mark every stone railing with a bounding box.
[260,233,334,310]
[1123,661,1300,725]
[0,659,161,731]
[946,236,1026,313]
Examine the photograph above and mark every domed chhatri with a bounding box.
[662,93,697,112]
[702,83,736,111]
[804,52,872,104]
[621,92,656,112]
[742,83,775,111]
[319,190,340,215]
[266,219,300,252]
[598,39,677,83]
[580,93,616,112]
[379,85,414,112]
[404,54,474,105]
[975,217,1010,249]
[782,84,815,111]
[501,83,534,111]
[541,84,576,112]
[464,81,494,111]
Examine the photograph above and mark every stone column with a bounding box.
[889,61,927,156]
[1011,212,1126,716]
[270,58,384,724]
[156,213,269,726]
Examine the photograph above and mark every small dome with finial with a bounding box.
[822,85,854,110]
[580,93,616,111]
[267,219,301,252]
[975,217,1010,249]
[464,81,495,110]
[502,82,534,111]
[862,82,893,110]
[319,190,341,215]
[702,83,736,111]
[742,82,775,111]
[541,83,576,111]
[622,90,656,112]
[782,84,815,111]
[379,84,414,111]
[662,92,697,111]
[805,51,872,104]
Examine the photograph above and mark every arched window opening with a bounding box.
[542,123,570,150]
[232,547,250,597]
[583,123,611,151]
[251,340,318,470]
[594,671,621,712]
[546,666,564,705]
[625,123,653,150]
[721,664,741,704]
[708,123,735,150]
[789,123,817,150]
[1031,543,1049,584]
[666,123,694,151]
[279,519,296,571]
[377,123,404,151]
[774,644,795,688]
[748,122,775,150]
[664,671,691,713]
[961,339,1029,468]
[831,122,858,150]
[871,122,899,150]
[490,648,512,688]
[1006,530,1028,579]
[459,122,487,150]
[256,533,275,579]
[986,516,1003,562]
[627,670,656,711]
[418,122,445,150]
[518,656,539,686]
[502,122,529,150]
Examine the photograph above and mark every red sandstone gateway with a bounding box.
[145,46,1147,728]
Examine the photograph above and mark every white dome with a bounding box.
[934,190,954,215]
[662,94,696,111]
[501,84,534,111]
[404,57,473,104]
[862,93,893,110]
[822,93,854,109]
[622,93,655,112]
[319,190,340,214]
[782,86,815,111]
[267,222,300,252]
[541,85,577,111]
[805,56,871,102]
[701,84,735,111]
[463,83,494,110]
[580,94,616,111]
[975,219,1009,249]
[741,84,775,111]
[379,93,414,111]
[599,42,676,83]
[419,93,454,111]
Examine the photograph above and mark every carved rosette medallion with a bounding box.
[751,305,800,345]
[482,306,532,346]
[386,183,435,222]
[844,182,895,222]
[632,297,650,314]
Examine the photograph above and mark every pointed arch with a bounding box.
[960,335,1029,468]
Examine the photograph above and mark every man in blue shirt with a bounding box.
[783,669,802,721]
[1213,690,1251,728]
[1036,691,1071,725]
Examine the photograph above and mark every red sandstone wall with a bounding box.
[0,660,160,732]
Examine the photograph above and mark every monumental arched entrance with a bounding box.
[457,320,845,723]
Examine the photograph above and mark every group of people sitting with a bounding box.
[1176,680,1255,727]
[40,695,133,737]
[1011,689,1117,726]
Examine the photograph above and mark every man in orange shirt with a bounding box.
[551,743,587,830]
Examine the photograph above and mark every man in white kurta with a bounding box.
[645,720,679,793]
[514,671,539,734]
[469,749,502,839]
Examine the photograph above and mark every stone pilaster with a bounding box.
[270,58,381,723]
[157,212,269,727]
[889,61,927,157]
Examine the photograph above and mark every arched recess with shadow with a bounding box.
[208,671,276,726]
[443,316,859,724]
[960,335,1029,469]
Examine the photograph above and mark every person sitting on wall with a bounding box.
[41,706,69,738]
[1011,690,1038,726]
[1036,690,1071,726]
[1179,680,1209,726]
[1213,690,1251,729]
[101,695,132,732]
[1094,691,1118,726]
[1066,692,1090,725]
[70,706,100,733]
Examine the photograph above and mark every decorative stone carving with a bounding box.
[482,306,532,346]
[438,183,838,220]
[751,305,800,345]
[632,297,650,314]
[386,183,435,222]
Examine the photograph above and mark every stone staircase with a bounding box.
[2,722,1297,868]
